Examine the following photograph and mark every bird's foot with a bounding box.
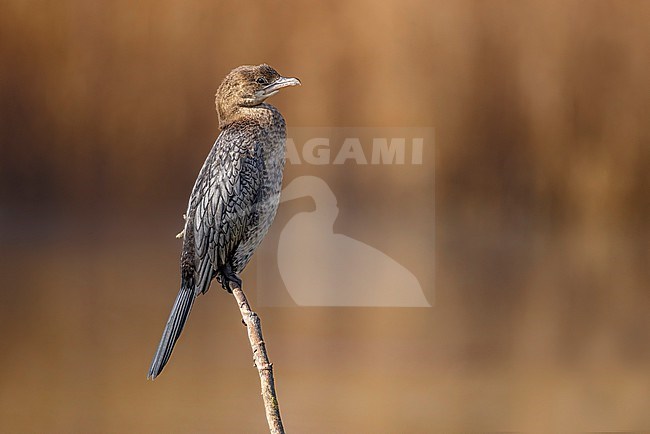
[225,274,242,293]
[219,265,242,293]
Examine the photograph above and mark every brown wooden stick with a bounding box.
[231,284,285,434]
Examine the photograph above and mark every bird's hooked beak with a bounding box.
[261,76,301,98]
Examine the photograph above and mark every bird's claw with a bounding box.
[219,265,242,293]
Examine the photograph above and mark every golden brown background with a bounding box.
[1,0,648,432]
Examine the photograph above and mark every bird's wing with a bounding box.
[148,129,261,379]
[187,127,262,295]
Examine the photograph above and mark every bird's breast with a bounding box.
[230,108,286,273]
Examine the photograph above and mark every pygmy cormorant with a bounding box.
[148,64,300,379]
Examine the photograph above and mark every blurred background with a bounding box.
[1,0,648,432]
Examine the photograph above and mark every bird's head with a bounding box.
[215,64,300,127]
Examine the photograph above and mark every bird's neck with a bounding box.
[218,103,279,129]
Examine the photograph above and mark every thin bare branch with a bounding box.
[231,284,285,434]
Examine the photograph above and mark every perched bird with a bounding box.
[148,64,300,379]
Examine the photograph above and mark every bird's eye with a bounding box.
[256,77,268,84]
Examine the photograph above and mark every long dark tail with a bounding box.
[148,279,196,379]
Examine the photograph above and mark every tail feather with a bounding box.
[148,280,196,379]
